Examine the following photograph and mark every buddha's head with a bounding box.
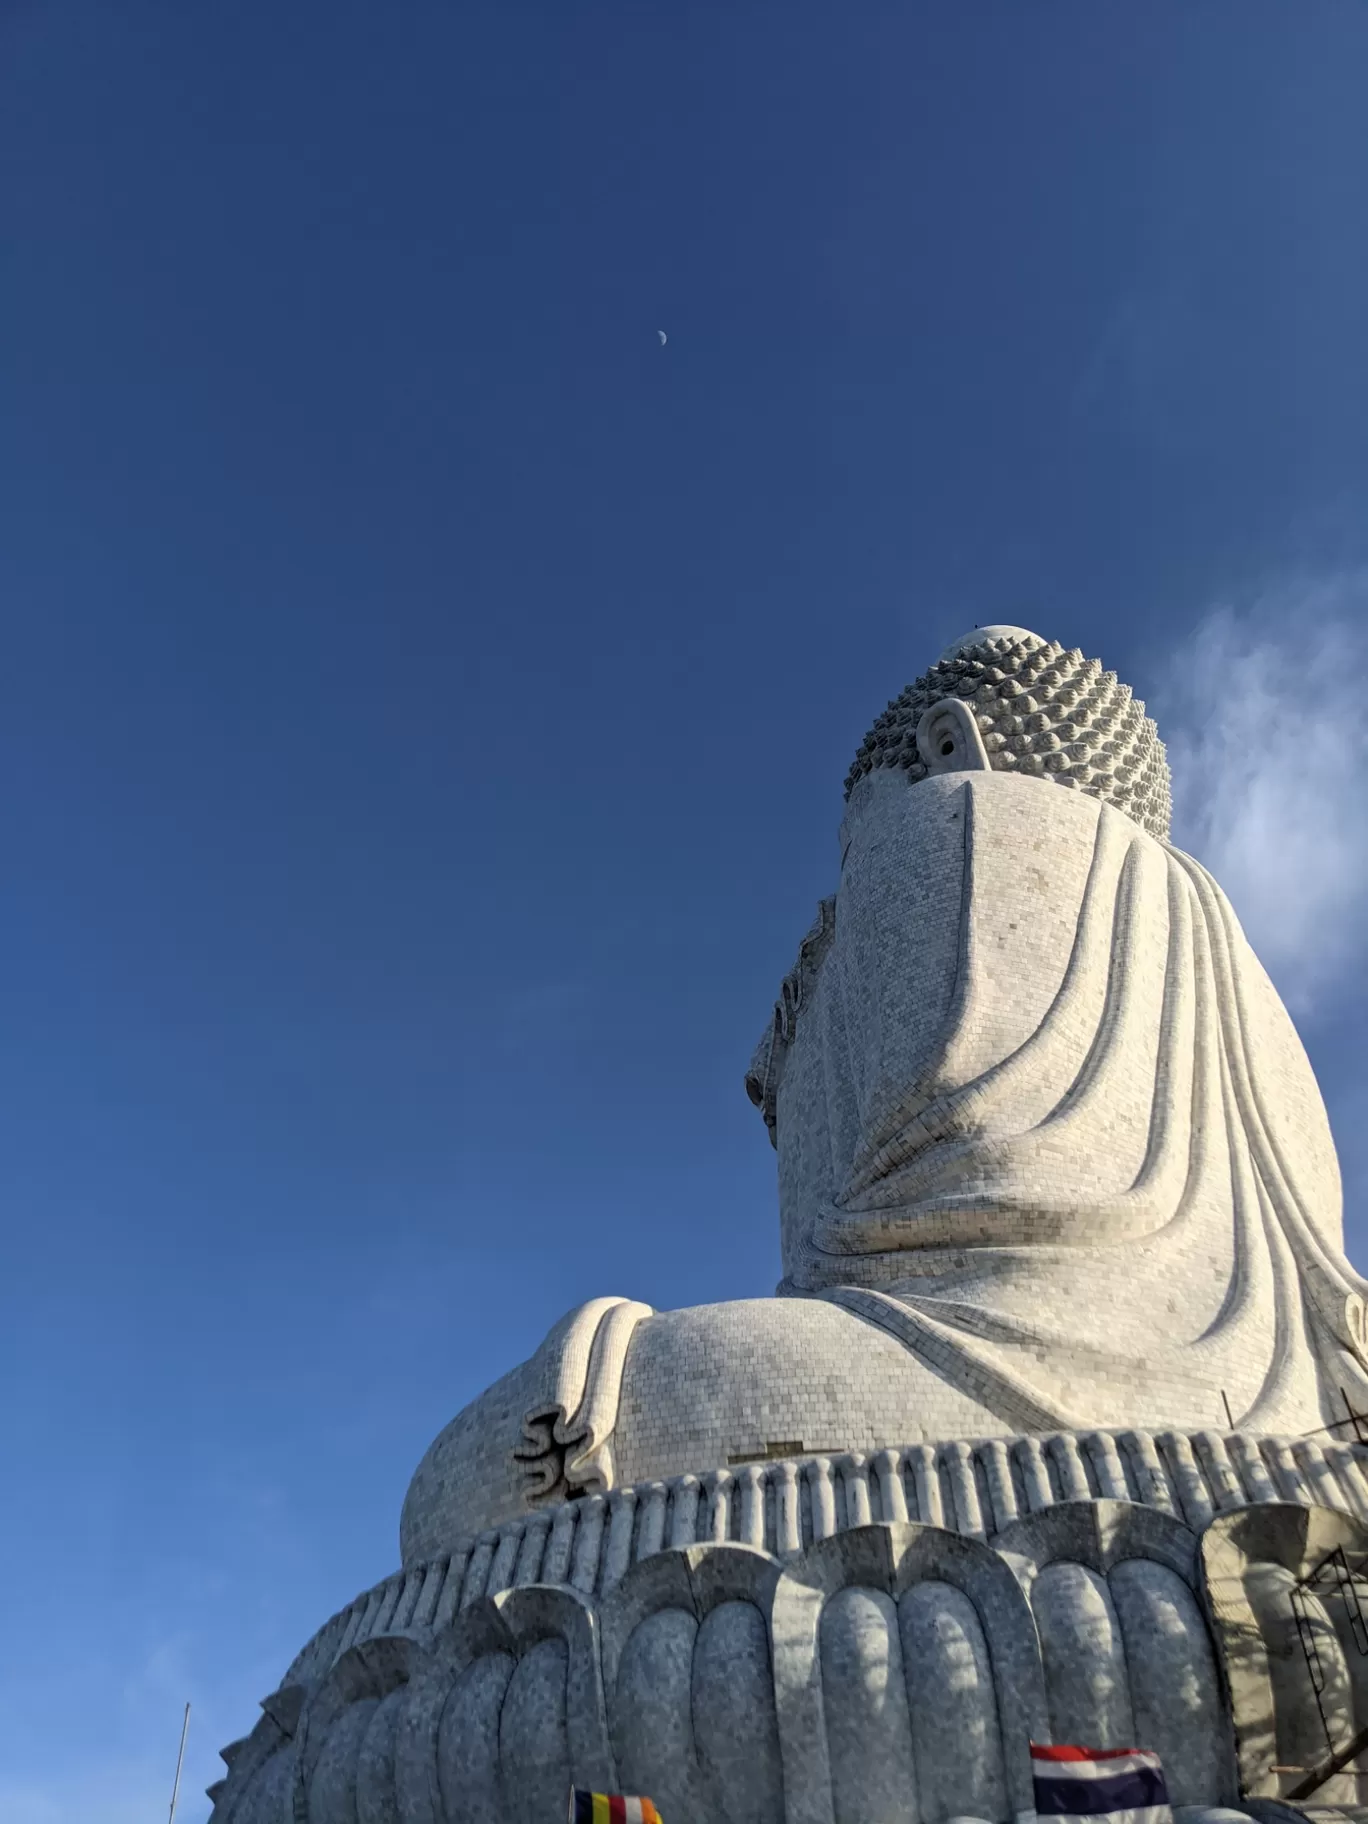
[837,622,1173,839]
[745,626,1350,1340]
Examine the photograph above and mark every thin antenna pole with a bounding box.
[1221,1388,1235,1431]
[168,1703,190,1824]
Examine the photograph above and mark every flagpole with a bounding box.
[168,1703,191,1824]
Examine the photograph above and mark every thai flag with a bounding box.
[1030,1743,1173,1824]
[568,1791,662,1824]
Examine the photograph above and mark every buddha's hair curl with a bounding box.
[844,631,1172,842]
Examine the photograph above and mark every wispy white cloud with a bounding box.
[1162,572,1368,1015]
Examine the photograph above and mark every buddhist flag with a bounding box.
[1030,1743,1173,1824]
[569,1791,662,1824]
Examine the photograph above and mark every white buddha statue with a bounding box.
[401,626,1368,1565]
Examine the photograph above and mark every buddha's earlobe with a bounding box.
[916,697,991,775]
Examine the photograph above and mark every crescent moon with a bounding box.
[658,330,667,346]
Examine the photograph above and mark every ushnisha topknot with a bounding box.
[844,625,1172,842]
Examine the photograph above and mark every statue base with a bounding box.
[207,1427,1368,1823]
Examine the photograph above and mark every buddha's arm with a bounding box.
[512,1295,654,1501]
[399,1296,653,1561]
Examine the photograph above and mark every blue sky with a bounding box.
[4,5,1368,1817]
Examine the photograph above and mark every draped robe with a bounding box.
[759,767,1368,1436]
[402,766,1368,1558]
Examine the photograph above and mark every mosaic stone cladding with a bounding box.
[843,629,1172,841]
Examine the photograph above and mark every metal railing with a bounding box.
[1285,1538,1368,1799]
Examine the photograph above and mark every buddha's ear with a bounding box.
[916,697,991,775]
